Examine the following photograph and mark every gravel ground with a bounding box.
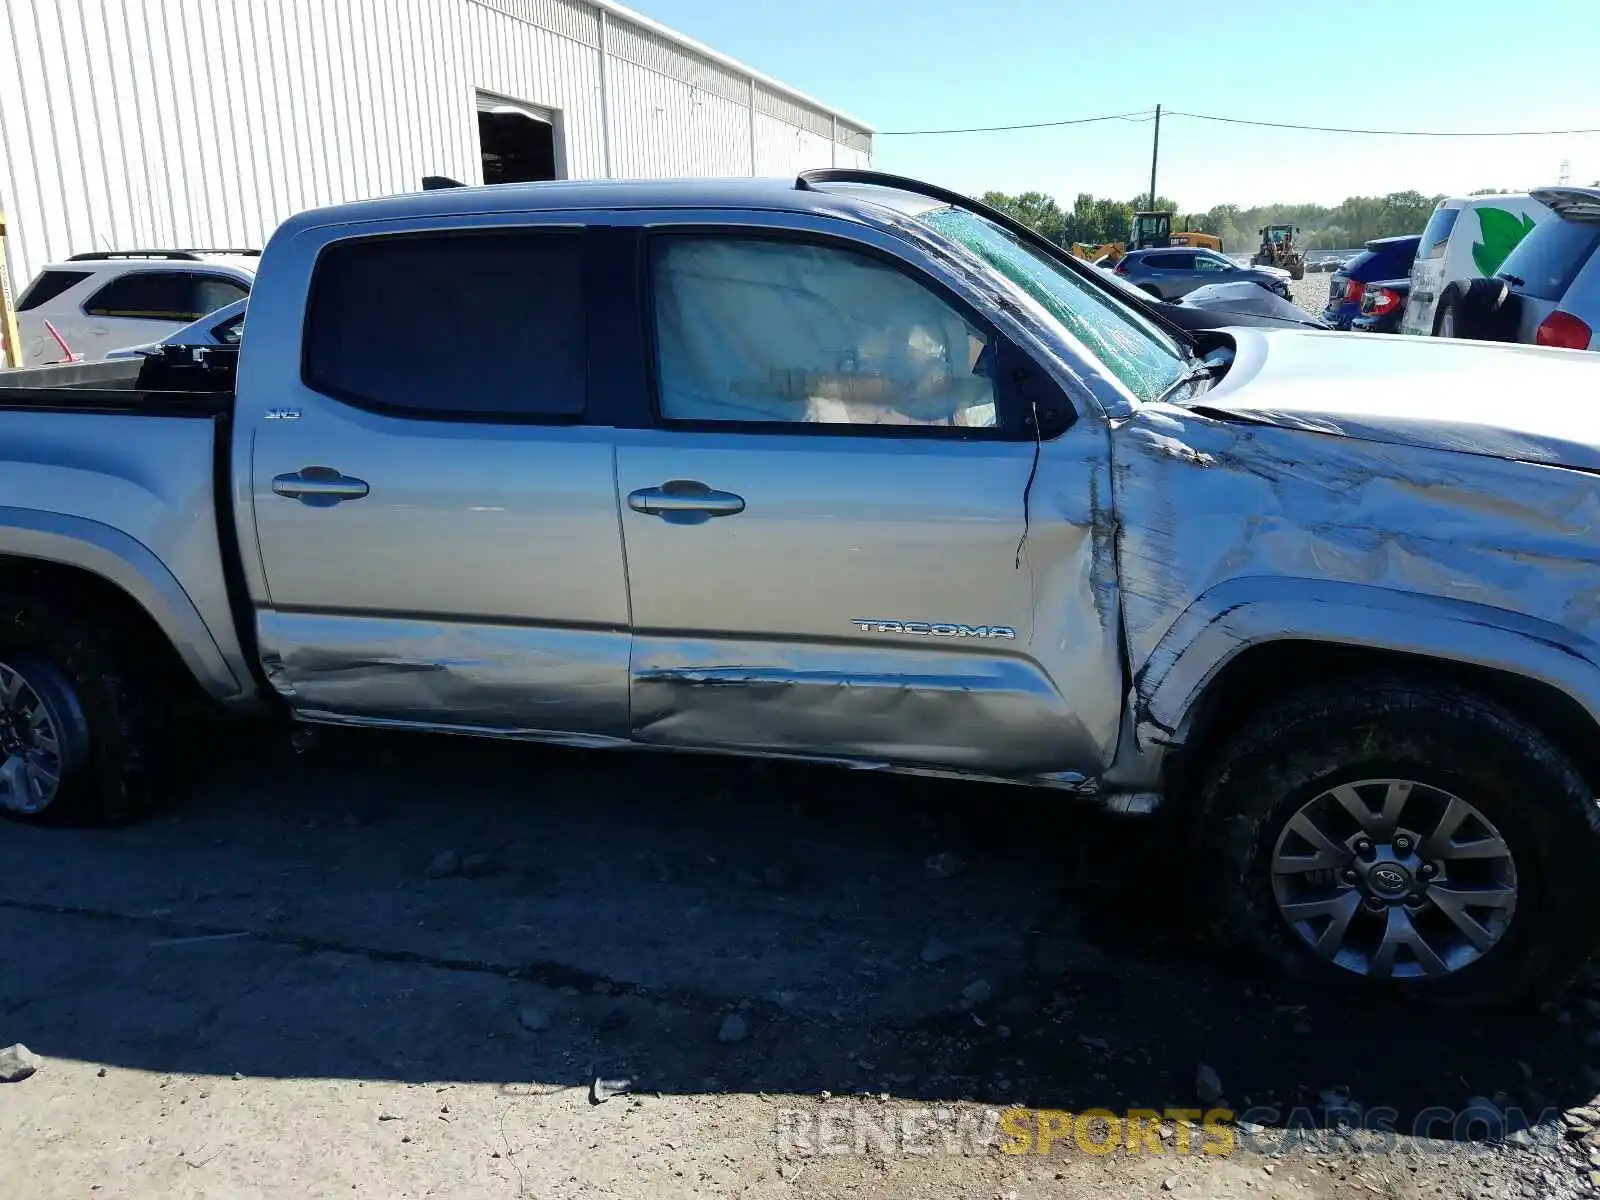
[1289,272,1332,316]
[2,728,1599,1199]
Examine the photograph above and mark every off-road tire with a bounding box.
[0,591,173,825]
[1198,679,1600,1008]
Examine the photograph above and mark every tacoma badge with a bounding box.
[852,620,1017,640]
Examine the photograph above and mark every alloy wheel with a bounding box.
[1270,778,1517,980]
[0,659,79,814]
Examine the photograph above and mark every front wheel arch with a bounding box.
[1164,639,1600,807]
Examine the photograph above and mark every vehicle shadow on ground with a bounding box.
[0,727,1591,1138]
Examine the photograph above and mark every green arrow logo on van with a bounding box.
[1472,207,1538,277]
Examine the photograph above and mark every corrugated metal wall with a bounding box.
[0,0,872,286]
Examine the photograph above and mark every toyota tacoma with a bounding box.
[2,171,1599,1006]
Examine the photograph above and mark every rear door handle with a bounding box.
[272,466,370,506]
[627,480,744,524]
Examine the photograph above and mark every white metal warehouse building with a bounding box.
[0,0,873,286]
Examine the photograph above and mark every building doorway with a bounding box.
[476,93,563,184]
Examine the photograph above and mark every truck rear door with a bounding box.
[243,224,631,739]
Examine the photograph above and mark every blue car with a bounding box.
[1350,278,1412,334]
[1323,235,1421,330]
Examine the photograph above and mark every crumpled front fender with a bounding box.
[1136,575,1600,744]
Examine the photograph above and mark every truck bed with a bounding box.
[0,349,236,416]
[0,346,257,703]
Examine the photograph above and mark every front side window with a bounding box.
[651,236,997,430]
[84,271,248,320]
[304,229,585,418]
[1194,254,1231,273]
[194,276,249,315]
[916,206,1187,404]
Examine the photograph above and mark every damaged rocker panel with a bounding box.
[630,635,1101,776]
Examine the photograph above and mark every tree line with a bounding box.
[980,189,1451,253]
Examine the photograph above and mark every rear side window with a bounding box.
[1497,218,1600,301]
[1418,207,1459,260]
[1144,252,1195,270]
[303,229,586,419]
[16,269,89,310]
[84,270,249,320]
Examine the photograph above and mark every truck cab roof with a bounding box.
[276,176,881,234]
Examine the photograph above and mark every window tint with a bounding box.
[1497,217,1600,301]
[1419,207,1459,260]
[17,269,90,311]
[84,271,248,320]
[304,229,585,418]
[1144,252,1195,270]
[195,276,248,315]
[651,236,997,430]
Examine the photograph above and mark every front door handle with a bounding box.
[272,466,370,507]
[628,480,745,524]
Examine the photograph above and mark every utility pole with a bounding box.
[1148,103,1162,210]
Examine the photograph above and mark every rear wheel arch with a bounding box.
[0,513,243,699]
[0,557,204,701]
[0,559,216,823]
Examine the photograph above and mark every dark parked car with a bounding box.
[1350,277,1411,334]
[1114,247,1291,301]
[1324,236,1421,329]
[1099,268,1326,331]
[1178,280,1329,328]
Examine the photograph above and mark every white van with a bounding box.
[1400,194,1552,337]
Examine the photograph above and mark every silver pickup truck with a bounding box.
[3,170,1600,1007]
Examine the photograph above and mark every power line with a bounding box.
[1167,110,1600,137]
[874,106,1600,138]
[875,109,1153,136]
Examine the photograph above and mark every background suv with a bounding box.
[1322,235,1420,330]
[1495,186,1600,351]
[1114,247,1291,301]
[11,249,256,366]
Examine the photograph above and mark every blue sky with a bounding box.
[639,0,1600,210]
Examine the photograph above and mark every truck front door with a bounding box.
[243,224,630,739]
[612,220,1122,778]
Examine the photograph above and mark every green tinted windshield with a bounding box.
[916,207,1187,403]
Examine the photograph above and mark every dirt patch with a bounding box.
[0,730,1594,1197]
